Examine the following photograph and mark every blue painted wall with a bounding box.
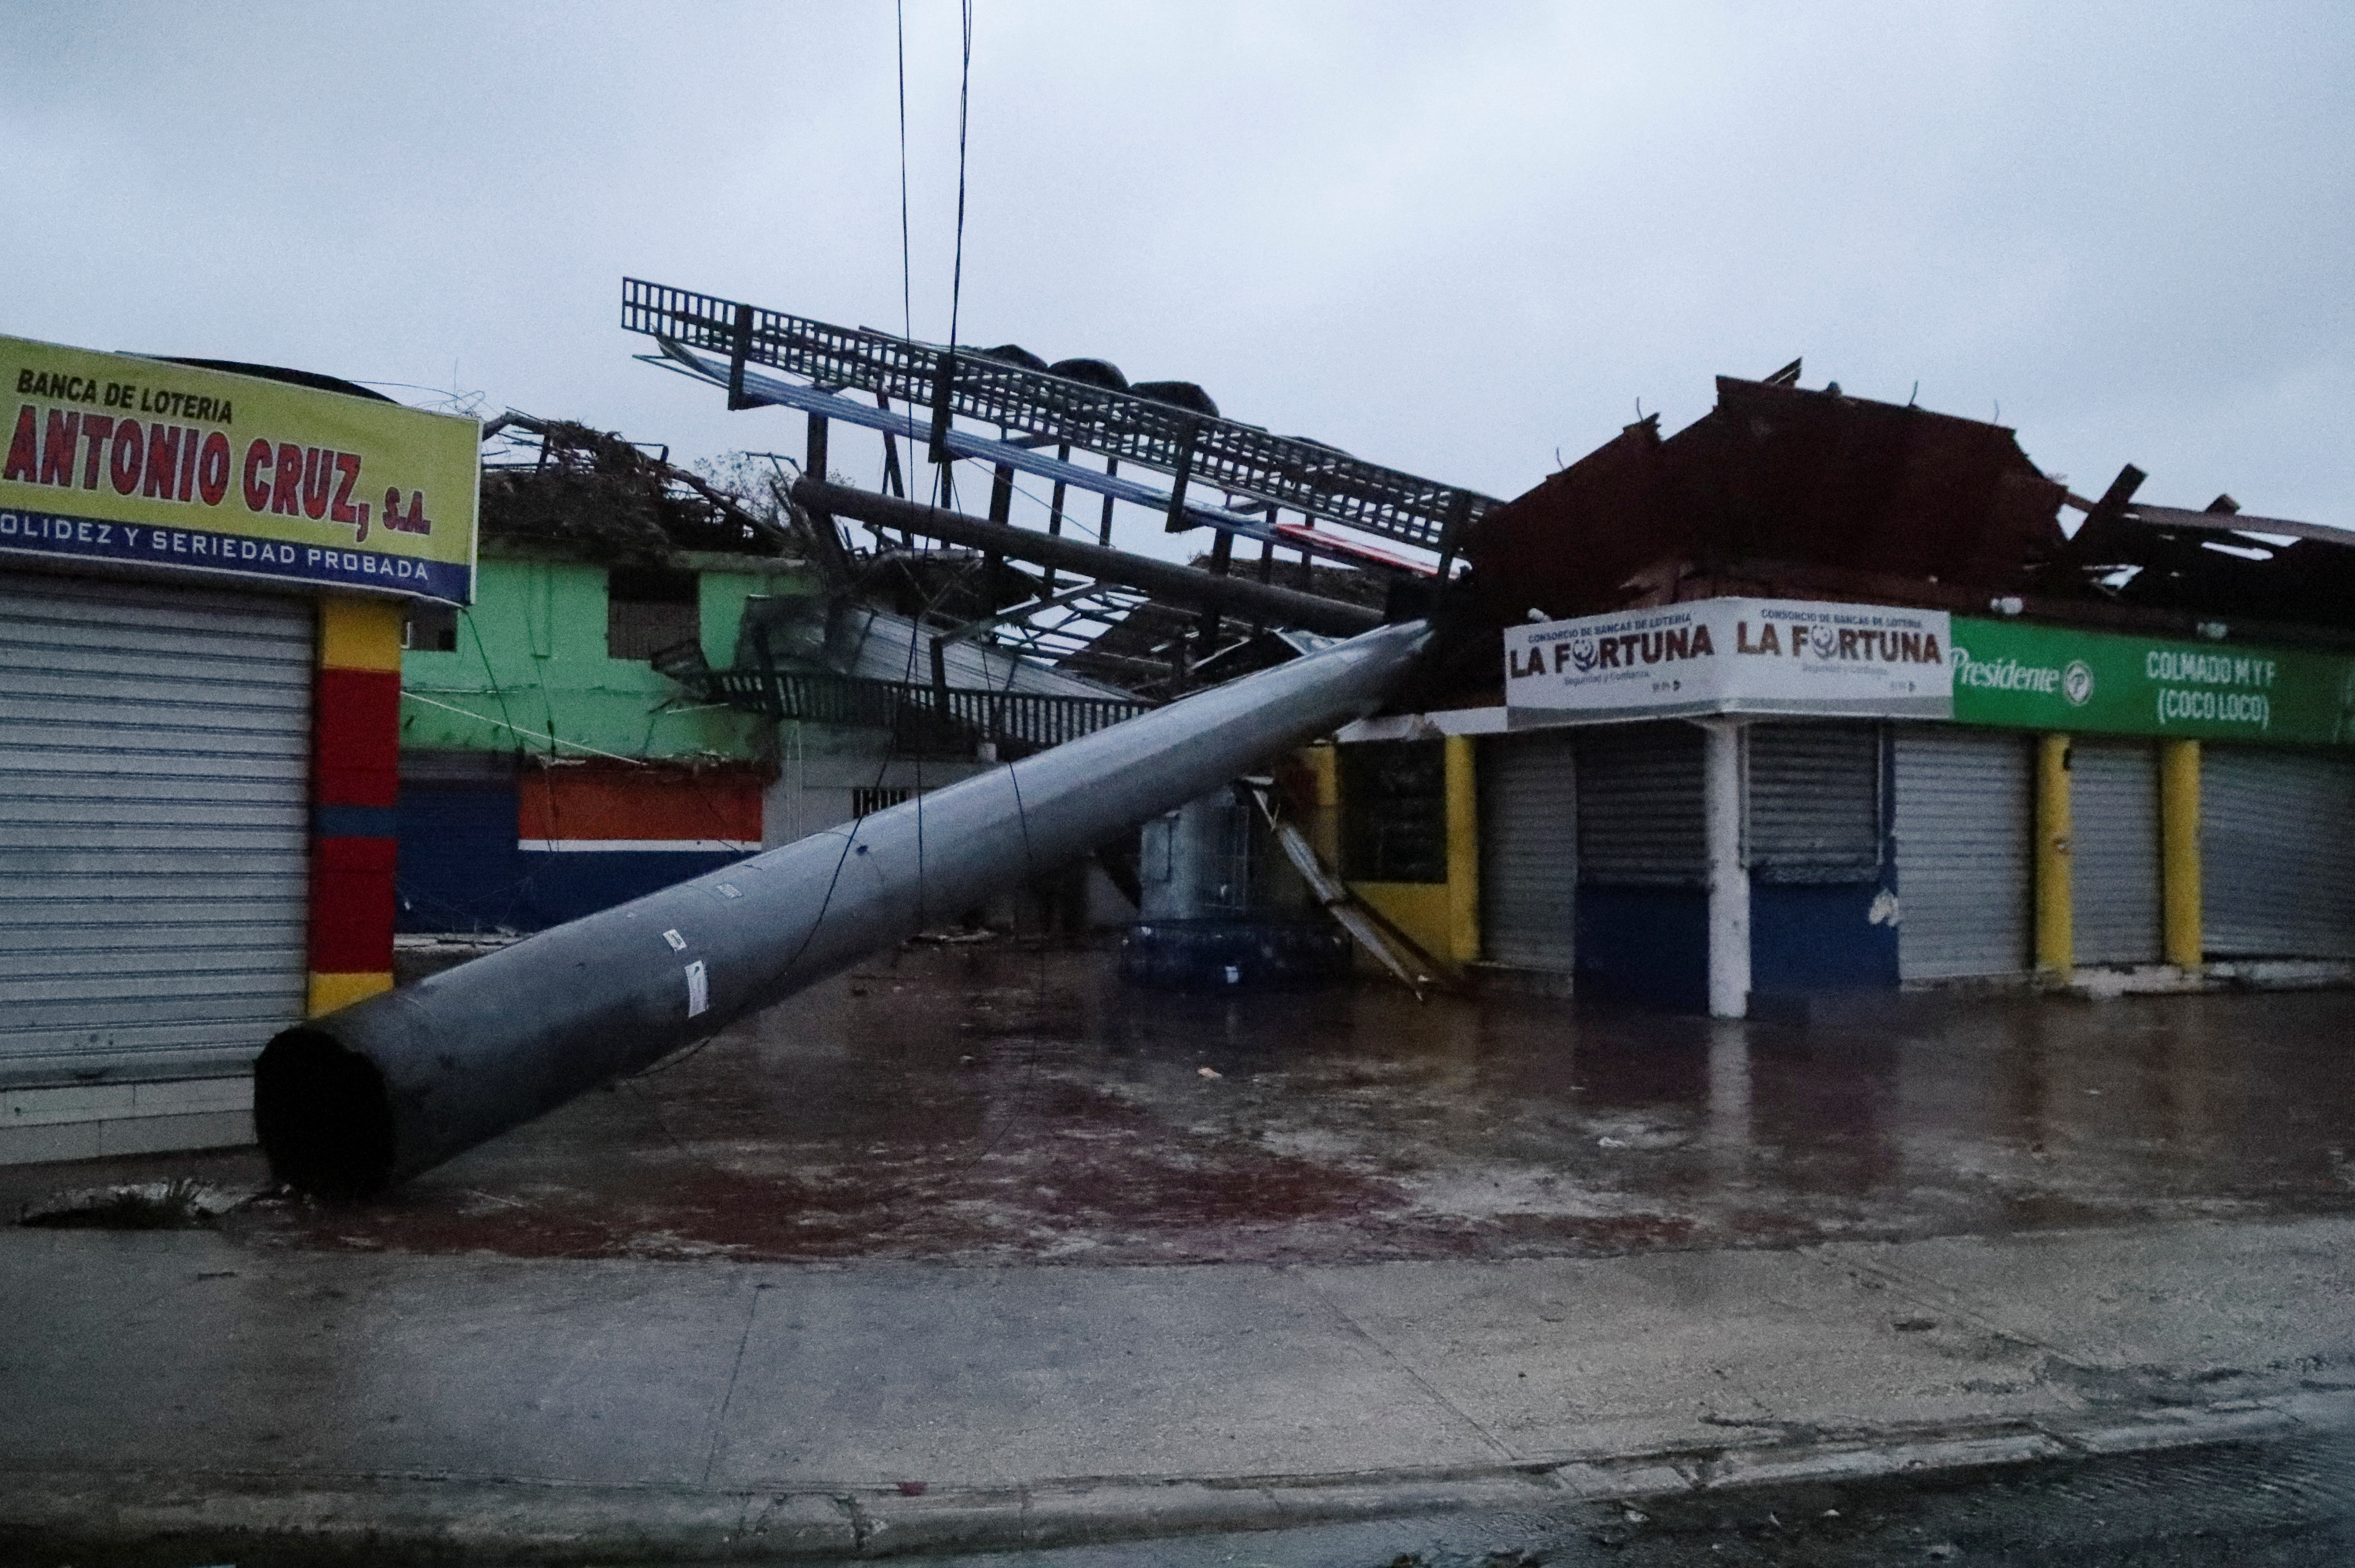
[1575,887,1709,1011]
[1749,878,1899,993]
[398,787,750,933]
[395,785,529,934]
[512,848,751,929]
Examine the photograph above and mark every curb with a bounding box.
[6,1390,2349,1562]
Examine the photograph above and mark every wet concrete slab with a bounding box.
[7,1220,2351,1504]
[706,1264,1510,1489]
[6,1215,2354,1562]
[1835,1220,2355,1384]
[10,1231,754,1485]
[11,942,2354,1267]
[1300,1248,2086,1463]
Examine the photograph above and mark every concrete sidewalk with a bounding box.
[5,1215,2353,1560]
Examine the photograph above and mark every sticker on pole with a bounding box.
[684,960,710,1017]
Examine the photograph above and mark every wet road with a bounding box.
[28,944,2352,1264]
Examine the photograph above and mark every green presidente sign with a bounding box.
[1949,616,2355,746]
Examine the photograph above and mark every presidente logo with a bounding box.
[2062,659,2095,707]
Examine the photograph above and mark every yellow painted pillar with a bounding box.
[1292,744,1341,867]
[2160,738,2202,968]
[2035,733,2073,979]
[1444,734,1480,964]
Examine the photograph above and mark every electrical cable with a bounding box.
[657,4,1025,1087]
[399,690,650,767]
[455,599,556,918]
[927,0,975,515]
[948,0,973,356]
[916,0,971,924]
[896,0,913,348]
[642,486,974,1079]
[925,0,1055,1137]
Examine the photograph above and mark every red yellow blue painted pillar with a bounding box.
[307,596,403,1016]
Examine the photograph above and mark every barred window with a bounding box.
[607,566,701,661]
[851,786,913,818]
[404,600,458,652]
[1340,739,1448,884]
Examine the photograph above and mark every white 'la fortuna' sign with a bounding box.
[1504,598,1954,724]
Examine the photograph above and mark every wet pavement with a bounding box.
[21,942,2352,1264]
[9,1212,2353,1562]
[883,1431,2355,1566]
[8,951,2355,1563]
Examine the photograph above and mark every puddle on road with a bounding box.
[211,944,2355,1265]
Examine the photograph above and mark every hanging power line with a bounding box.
[896,0,913,346]
[947,0,974,354]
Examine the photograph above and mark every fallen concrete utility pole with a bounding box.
[792,477,1385,639]
[255,619,1431,1197]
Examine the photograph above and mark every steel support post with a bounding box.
[1161,420,1198,533]
[1044,441,1070,597]
[725,303,755,410]
[877,392,906,499]
[1198,527,1235,646]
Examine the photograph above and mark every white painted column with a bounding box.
[1707,1024,1752,1184]
[1701,718,1750,1019]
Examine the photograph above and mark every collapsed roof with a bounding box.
[1463,373,2069,624]
[2060,491,2355,634]
[477,413,793,563]
[1460,369,2355,646]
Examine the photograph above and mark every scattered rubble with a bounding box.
[18,1178,259,1230]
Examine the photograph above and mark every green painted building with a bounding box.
[395,537,819,933]
[400,544,815,764]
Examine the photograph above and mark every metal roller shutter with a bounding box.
[1893,727,2032,979]
[2201,747,2355,959]
[1577,722,1705,886]
[1750,722,1881,883]
[1478,729,1577,971]
[2071,738,2163,966]
[0,571,313,1088]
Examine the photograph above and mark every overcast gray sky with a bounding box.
[6,2,2351,537]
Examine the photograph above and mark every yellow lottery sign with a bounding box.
[0,334,478,603]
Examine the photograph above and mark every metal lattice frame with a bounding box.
[622,278,1491,552]
[700,667,1152,752]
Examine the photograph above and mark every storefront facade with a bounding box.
[1336,597,2355,1016]
[0,335,477,1160]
